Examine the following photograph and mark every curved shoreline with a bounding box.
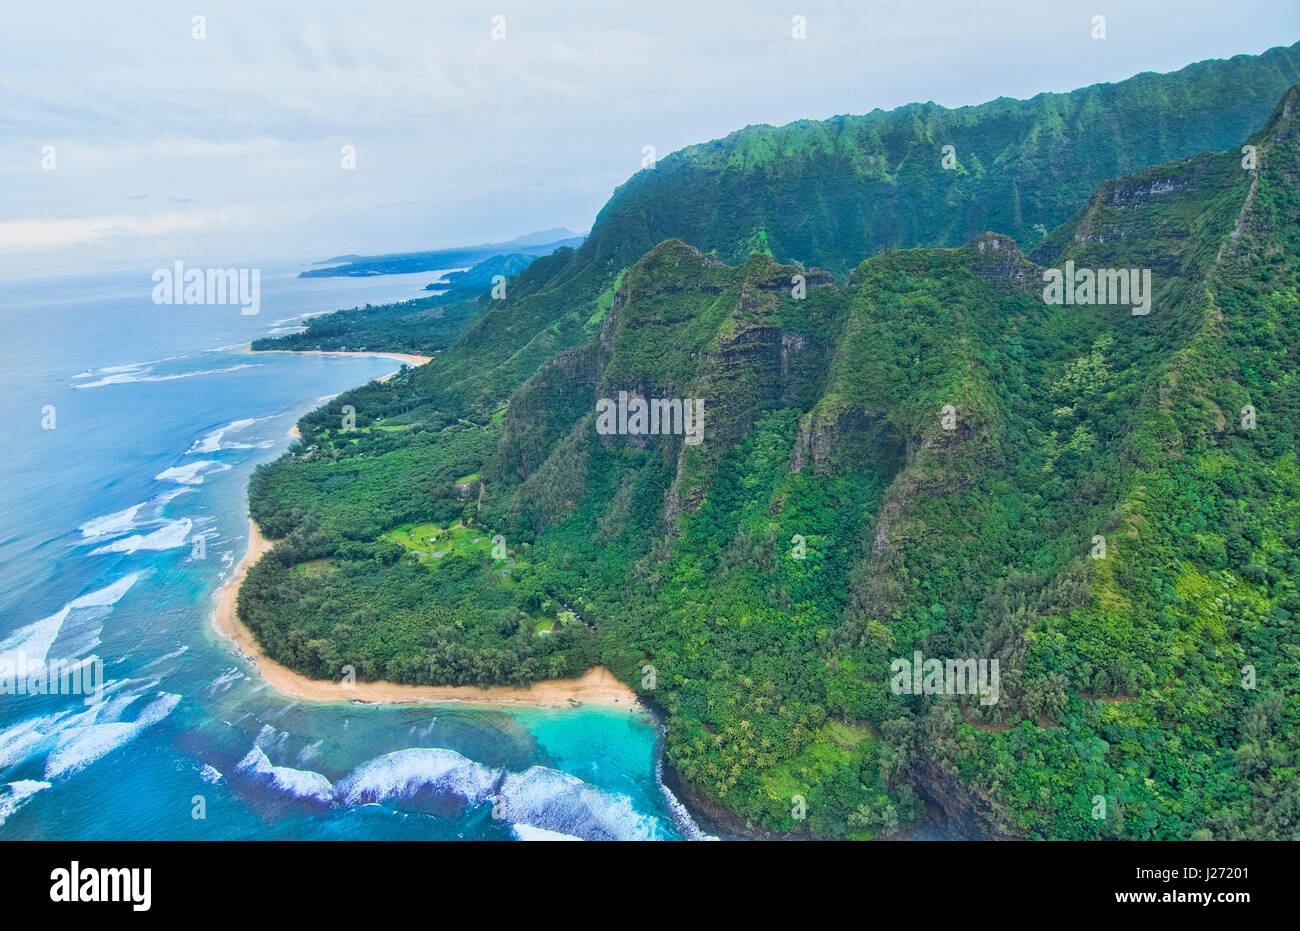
[245,348,433,383]
[210,518,641,709]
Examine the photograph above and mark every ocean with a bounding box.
[0,263,700,840]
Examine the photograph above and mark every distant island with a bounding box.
[298,228,585,278]
[255,247,579,356]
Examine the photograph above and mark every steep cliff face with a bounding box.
[501,241,847,528]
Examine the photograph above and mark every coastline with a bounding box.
[245,347,433,383]
[211,518,641,710]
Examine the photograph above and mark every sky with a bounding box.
[1,0,1296,279]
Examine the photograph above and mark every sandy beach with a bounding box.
[211,518,640,709]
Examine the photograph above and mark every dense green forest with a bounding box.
[239,51,1300,839]
[252,253,561,356]
[250,293,483,355]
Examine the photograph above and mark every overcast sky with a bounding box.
[1,0,1296,279]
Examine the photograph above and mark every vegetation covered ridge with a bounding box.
[238,82,1300,839]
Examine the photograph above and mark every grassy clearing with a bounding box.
[822,719,872,750]
[381,522,529,576]
[292,558,333,578]
[383,522,493,561]
[534,617,557,635]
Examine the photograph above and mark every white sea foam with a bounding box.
[656,754,717,840]
[0,712,72,770]
[77,503,145,540]
[0,574,138,668]
[333,747,500,807]
[495,766,665,841]
[78,489,192,544]
[43,691,181,779]
[236,745,334,804]
[74,362,147,378]
[187,418,262,454]
[155,461,231,485]
[511,823,582,841]
[328,750,665,839]
[0,611,66,670]
[0,685,163,778]
[90,518,191,555]
[0,780,52,827]
[65,574,139,610]
[44,722,137,779]
[204,665,245,696]
[73,363,258,389]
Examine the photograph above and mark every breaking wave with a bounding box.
[0,780,52,827]
[333,747,499,807]
[230,743,675,840]
[511,823,582,841]
[0,685,179,782]
[155,461,231,485]
[236,745,334,804]
[73,363,258,389]
[90,518,191,555]
[0,573,138,668]
[187,418,269,454]
[43,691,181,779]
[494,766,666,841]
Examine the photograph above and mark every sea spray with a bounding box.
[235,744,334,804]
[333,747,500,807]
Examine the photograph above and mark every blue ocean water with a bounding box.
[0,263,698,840]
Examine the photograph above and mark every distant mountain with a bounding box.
[499,227,586,248]
[423,253,536,292]
[298,229,585,278]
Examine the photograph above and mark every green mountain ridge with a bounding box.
[588,42,1300,280]
[257,43,1300,372]
[240,67,1300,838]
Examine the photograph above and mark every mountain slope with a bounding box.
[241,78,1300,839]
[586,42,1300,280]
[268,43,1300,428]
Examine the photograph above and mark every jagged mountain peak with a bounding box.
[1256,82,1300,140]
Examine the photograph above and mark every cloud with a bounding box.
[0,207,256,254]
[0,0,1295,278]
